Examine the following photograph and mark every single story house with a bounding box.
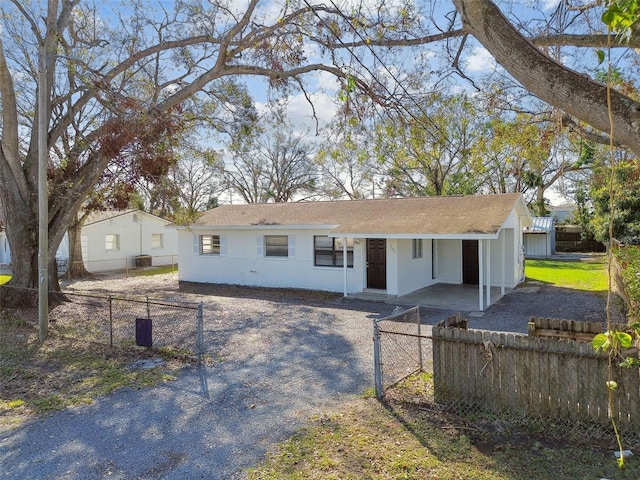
[175,193,532,311]
[1,210,178,273]
[523,217,555,258]
[81,210,178,272]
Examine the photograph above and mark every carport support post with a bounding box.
[373,319,383,399]
[342,236,348,297]
[486,239,491,308]
[501,232,505,296]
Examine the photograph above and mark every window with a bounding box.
[412,239,423,259]
[200,235,220,255]
[264,235,289,257]
[314,236,353,267]
[152,233,163,249]
[105,234,120,251]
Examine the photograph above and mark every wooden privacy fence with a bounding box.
[432,323,640,429]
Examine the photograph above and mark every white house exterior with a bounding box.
[81,210,178,272]
[524,217,555,258]
[0,228,68,266]
[175,194,532,311]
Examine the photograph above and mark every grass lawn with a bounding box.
[248,375,640,480]
[525,257,609,292]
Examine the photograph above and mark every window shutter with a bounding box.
[220,235,227,257]
[257,235,264,257]
[193,235,199,255]
[288,235,296,258]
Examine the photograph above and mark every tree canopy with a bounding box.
[1,0,640,298]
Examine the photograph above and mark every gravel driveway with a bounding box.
[0,275,614,479]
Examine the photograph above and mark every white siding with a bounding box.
[524,233,553,258]
[435,239,462,283]
[396,238,434,296]
[82,211,178,272]
[178,228,364,293]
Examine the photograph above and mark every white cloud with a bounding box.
[256,90,338,134]
[466,47,496,73]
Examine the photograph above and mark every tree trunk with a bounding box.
[67,219,91,279]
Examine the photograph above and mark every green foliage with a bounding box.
[602,0,640,41]
[590,158,640,243]
[379,94,484,197]
[613,246,640,321]
[592,330,633,353]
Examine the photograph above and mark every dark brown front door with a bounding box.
[462,240,479,285]
[367,239,387,289]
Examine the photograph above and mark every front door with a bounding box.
[367,239,387,289]
[462,240,479,285]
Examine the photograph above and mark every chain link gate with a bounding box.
[373,306,432,399]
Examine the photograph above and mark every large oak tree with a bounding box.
[1,0,639,306]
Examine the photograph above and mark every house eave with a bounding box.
[175,224,340,231]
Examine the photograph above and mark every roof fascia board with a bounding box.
[177,224,339,231]
[328,233,501,240]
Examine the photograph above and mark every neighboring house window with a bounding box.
[264,235,289,257]
[314,236,353,267]
[152,233,163,249]
[200,235,220,255]
[105,234,120,251]
[412,239,423,259]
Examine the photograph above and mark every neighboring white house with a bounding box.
[175,193,532,311]
[548,204,576,223]
[523,217,555,258]
[1,210,178,273]
[81,210,178,272]
[0,227,68,266]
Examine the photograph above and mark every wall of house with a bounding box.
[395,238,434,296]
[178,228,363,293]
[434,239,462,284]
[0,232,10,265]
[83,212,178,272]
[0,231,68,267]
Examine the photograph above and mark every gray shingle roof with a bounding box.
[193,193,527,236]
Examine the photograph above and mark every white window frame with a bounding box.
[105,234,120,251]
[314,235,354,268]
[151,233,163,249]
[200,235,221,255]
[412,239,423,259]
[264,235,289,257]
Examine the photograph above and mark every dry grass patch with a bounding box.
[0,308,185,430]
[249,373,640,480]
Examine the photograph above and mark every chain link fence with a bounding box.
[373,306,432,398]
[0,284,203,363]
[375,310,640,446]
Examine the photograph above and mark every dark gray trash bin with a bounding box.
[136,318,152,347]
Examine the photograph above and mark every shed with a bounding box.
[523,217,555,258]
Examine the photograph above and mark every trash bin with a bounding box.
[136,318,153,347]
[135,255,152,267]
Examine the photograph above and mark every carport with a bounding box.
[349,283,508,312]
